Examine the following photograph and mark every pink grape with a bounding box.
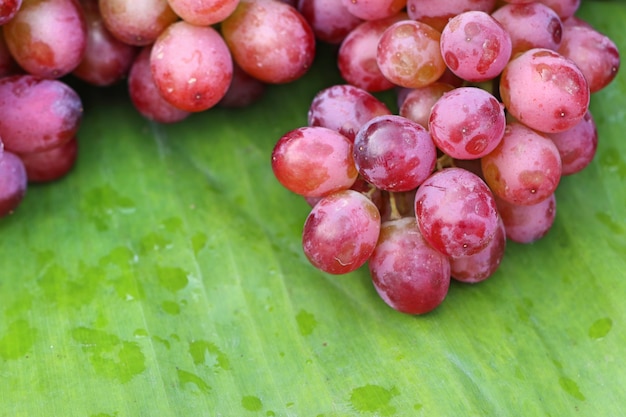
[0,0,21,25]
[546,110,597,175]
[440,10,512,82]
[98,0,178,46]
[307,84,391,141]
[496,193,556,244]
[302,189,381,275]
[3,0,87,78]
[491,2,563,56]
[450,216,505,283]
[221,0,316,84]
[369,217,451,315]
[18,137,77,182]
[0,150,27,217]
[376,20,447,89]
[538,0,580,20]
[428,87,506,160]
[398,82,455,129]
[340,0,406,21]
[558,24,620,93]
[353,115,437,192]
[271,126,358,198]
[406,0,497,32]
[297,0,362,44]
[0,75,82,154]
[414,167,499,257]
[499,48,590,133]
[151,21,233,112]
[217,62,266,108]
[167,0,239,26]
[482,122,561,206]
[128,46,190,123]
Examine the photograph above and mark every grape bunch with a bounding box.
[271,0,621,314]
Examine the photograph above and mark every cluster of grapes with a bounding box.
[0,0,318,218]
[271,0,621,314]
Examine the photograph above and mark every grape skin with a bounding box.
[150,21,233,113]
[482,122,561,206]
[0,151,27,218]
[414,167,499,258]
[18,137,77,182]
[398,82,454,129]
[407,0,497,32]
[297,0,363,44]
[271,126,357,198]
[167,0,239,26]
[496,193,556,244]
[302,190,381,275]
[0,0,21,25]
[546,110,597,176]
[341,0,406,21]
[499,48,590,133]
[369,217,450,315]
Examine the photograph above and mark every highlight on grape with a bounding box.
[0,0,621,316]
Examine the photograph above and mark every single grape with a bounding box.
[302,189,381,275]
[546,110,597,175]
[98,0,178,46]
[0,75,82,154]
[0,150,27,218]
[353,114,437,192]
[398,82,454,129]
[414,167,499,257]
[297,0,362,44]
[18,137,77,182]
[406,0,497,32]
[369,216,451,315]
[307,84,391,141]
[340,0,406,22]
[337,13,407,92]
[491,2,563,56]
[496,193,556,244]
[3,0,87,78]
[167,0,239,26]
[537,0,580,20]
[482,122,561,206]
[128,46,190,123]
[376,20,447,89]
[558,24,620,93]
[440,10,512,82]
[428,87,505,160]
[499,48,589,133]
[151,21,233,112]
[72,0,139,86]
[217,62,266,108]
[450,215,505,283]
[221,0,316,84]
[271,126,358,198]
[0,0,22,25]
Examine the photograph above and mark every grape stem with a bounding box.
[387,192,402,221]
[436,153,455,171]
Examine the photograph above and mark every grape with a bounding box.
[428,87,505,160]
[18,137,77,182]
[72,0,139,86]
[217,62,266,108]
[271,126,357,198]
[546,110,597,176]
[398,82,454,129]
[341,0,406,22]
[221,0,316,84]
[150,21,233,112]
[482,122,561,206]
[500,48,589,133]
[337,13,407,92]
[307,84,391,141]
[376,20,447,89]
[557,23,620,93]
[98,0,178,46]
[414,167,499,257]
[450,216,505,283]
[302,189,381,274]
[128,46,190,124]
[0,75,82,154]
[491,2,563,56]
[353,115,437,192]
[537,0,580,20]
[496,193,556,244]
[369,217,450,315]
[0,0,21,25]
[407,0,497,32]
[3,0,87,78]
[440,10,512,82]
[0,150,27,218]
[167,0,239,26]
[297,0,362,44]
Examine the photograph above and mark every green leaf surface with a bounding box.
[1,3,625,416]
